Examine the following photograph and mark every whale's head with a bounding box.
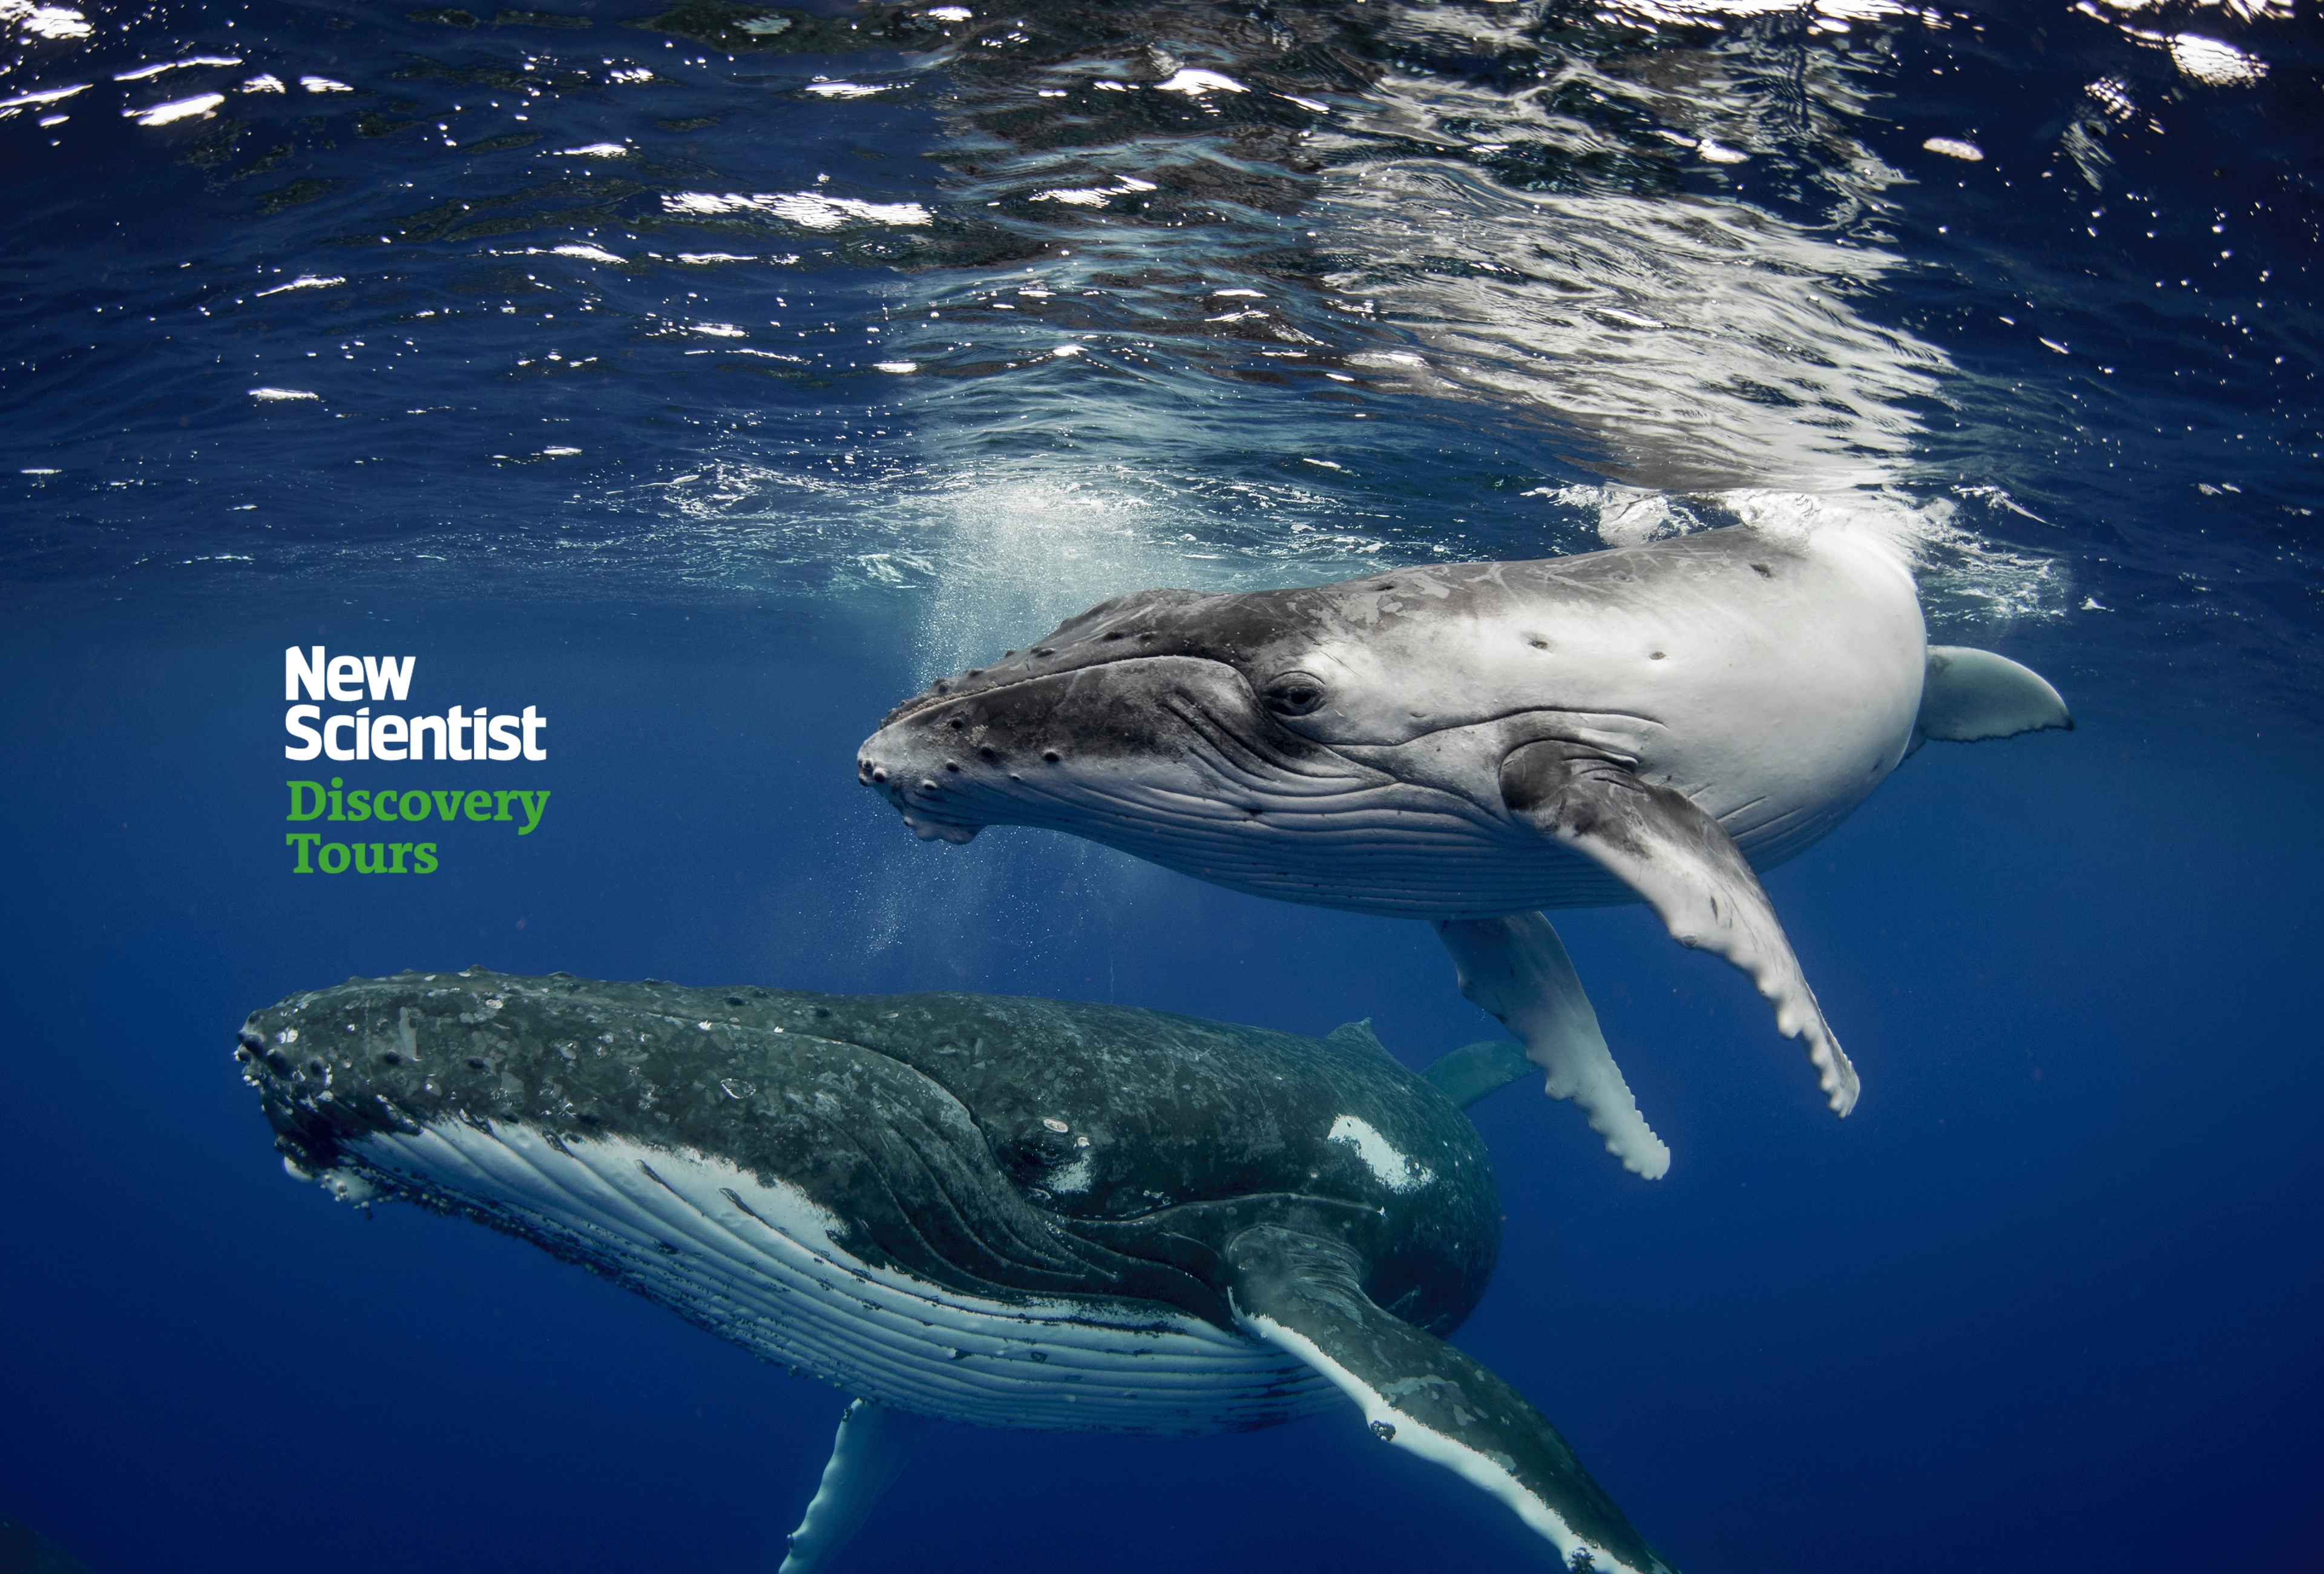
[237,970,841,1210]
[854,575,1482,858]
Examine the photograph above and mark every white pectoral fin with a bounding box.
[1434,914,1671,1179]
[1225,1225,1675,1574]
[1499,742,1859,1116]
[778,1397,931,1574]
[1912,646,2074,752]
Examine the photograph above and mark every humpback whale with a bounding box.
[856,522,2072,1175]
[241,969,1671,1574]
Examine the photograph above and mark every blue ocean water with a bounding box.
[2,0,2319,1569]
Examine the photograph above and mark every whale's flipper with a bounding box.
[779,1398,930,1574]
[1226,1225,1676,1574]
[1499,740,1859,1116]
[1434,914,1671,1178]
[1911,646,2075,753]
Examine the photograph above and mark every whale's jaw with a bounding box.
[287,1116,1331,1435]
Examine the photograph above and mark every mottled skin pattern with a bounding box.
[245,969,1495,1339]
[243,969,1670,1574]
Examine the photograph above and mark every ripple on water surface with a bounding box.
[1,0,2316,714]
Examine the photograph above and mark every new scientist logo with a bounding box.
[281,645,549,875]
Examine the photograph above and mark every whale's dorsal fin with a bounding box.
[1497,741,1860,1119]
[1911,646,2074,754]
[1324,1016,1397,1063]
[1225,1224,1676,1574]
[779,1398,930,1574]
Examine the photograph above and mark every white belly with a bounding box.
[340,1120,1334,1434]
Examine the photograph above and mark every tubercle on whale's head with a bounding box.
[237,970,641,1187]
[238,970,853,1204]
[235,968,513,1193]
[855,579,1410,835]
[853,644,1361,849]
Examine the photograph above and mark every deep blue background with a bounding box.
[4,0,2321,1566]
[1,600,2317,1573]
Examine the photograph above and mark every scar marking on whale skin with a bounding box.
[1326,1115,1434,1193]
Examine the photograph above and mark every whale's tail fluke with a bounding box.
[1420,1036,1535,1111]
[1909,646,2075,754]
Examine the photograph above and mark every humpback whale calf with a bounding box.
[856,522,2072,1176]
[241,969,1672,1574]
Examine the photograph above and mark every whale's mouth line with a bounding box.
[966,754,1388,827]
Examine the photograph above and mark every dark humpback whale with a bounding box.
[240,969,1672,1574]
[856,522,2072,1175]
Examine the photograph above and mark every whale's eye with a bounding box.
[1262,671,1328,717]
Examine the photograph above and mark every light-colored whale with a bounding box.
[856,521,2071,1176]
[243,970,1670,1574]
